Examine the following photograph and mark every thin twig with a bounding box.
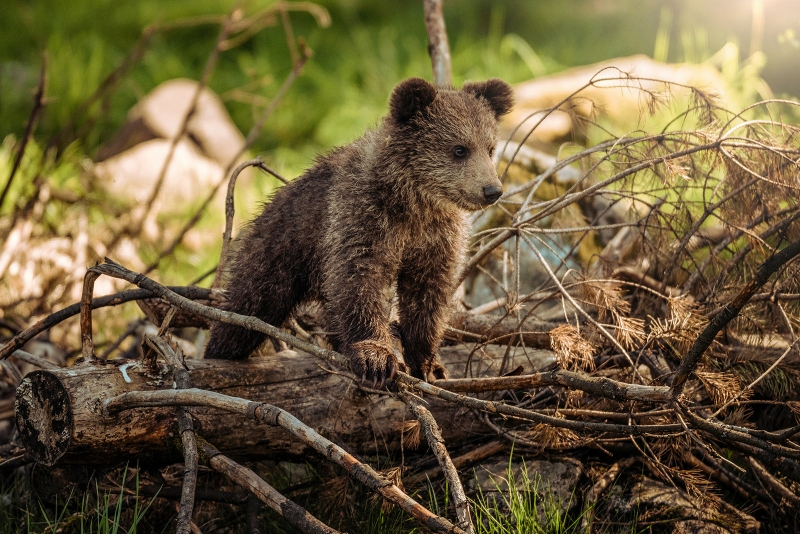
[197,438,341,534]
[710,338,800,417]
[144,334,198,534]
[79,270,101,361]
[671,236,800,396]
[2,345,60,370]
[684,451,767,503]
[0,56,46,211]
[400,388,473,533]
[0,286,209,361]
[213,158,277,291]
[747,456,800,505]
[581,457,636,532]
[423,0,452,86]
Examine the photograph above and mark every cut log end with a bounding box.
[15,371,73,466]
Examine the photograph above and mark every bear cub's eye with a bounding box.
[489,147,494,157]
[453,145,468,158]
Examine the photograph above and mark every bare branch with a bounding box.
[400,388,473,533]
[434,369,670,400]
[423,0,452,86]
[748,456,800,506]
[79,269,101,361]
[0,286,209,361]
[198,438,341,534]
[0,56,46,211]
[144,334,198,534]
[214,157,270,290]
[671,237,800,396]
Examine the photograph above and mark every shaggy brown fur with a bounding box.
[204,77,513,383]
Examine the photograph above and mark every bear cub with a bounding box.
[204,77,513,384]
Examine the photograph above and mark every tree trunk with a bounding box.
[15,346,555,466]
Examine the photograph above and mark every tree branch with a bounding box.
[197,438,340,534]
[0,56,46,211]
[423,0,452,86]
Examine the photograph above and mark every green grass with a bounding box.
[0,467,159,534]
[471,459,584,534]
[8,0,772,175]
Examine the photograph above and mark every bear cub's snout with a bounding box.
[482,184,503,204]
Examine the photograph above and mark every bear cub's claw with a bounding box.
[348,339,405,388]
[407,357,450,382]
[428,360,449,382]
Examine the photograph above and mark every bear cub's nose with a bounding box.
[482,185,503,203]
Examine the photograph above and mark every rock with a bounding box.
[605,476,758,534]
[468,457,582,512]
[91,80,256,246]
[93,138,224,207]
[93,138,227,241]
[504,55,733,144]
[98,78,245,166]
[628,476,696,513]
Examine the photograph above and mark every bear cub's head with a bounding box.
[388,77,513,211]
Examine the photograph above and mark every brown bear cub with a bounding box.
[204,77,513,384]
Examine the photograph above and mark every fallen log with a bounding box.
[15,345,555,466]
[447,310,554,347]
[132,300,558,349]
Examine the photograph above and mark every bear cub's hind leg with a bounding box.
[396,249,456,381]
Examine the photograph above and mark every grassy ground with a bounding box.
[0,459,645,534]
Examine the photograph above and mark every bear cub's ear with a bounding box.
[390,78,437,123]
[462,79,514,119]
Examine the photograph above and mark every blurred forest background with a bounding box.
[4,0,800,154]
[3,0,800,176]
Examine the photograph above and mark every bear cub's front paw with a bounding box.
[348,339,407,387]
